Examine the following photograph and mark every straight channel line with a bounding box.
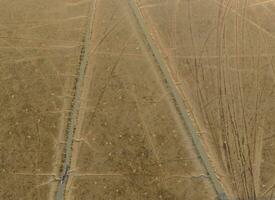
[127,1,228,199]
[55,1,96,200]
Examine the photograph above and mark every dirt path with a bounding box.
[54,1,97,200]
[127,0,228,199]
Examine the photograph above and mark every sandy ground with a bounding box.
[137,0,275,199]
[66,0,216,199]
[1,0,275,200]
[0,0,88,199]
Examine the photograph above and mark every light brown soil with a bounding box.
[138,0,275,199]
[66,0,216,199]
[0,0,88,199]
[1,0,274,200]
